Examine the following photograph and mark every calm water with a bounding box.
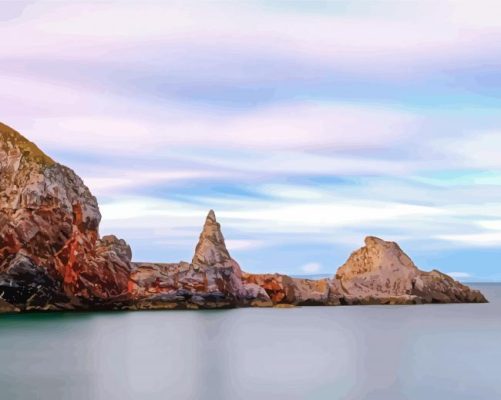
[0,284,500,400]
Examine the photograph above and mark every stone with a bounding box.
[242,273,341,306]
[192,209,232,266]
[0,298,19,313]
[0,122,132,310]
[129,211,272,309]
[335,236,486,304]
[0,122,488,311]
[0,254,69,310]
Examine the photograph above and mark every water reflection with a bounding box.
[0,284,500,400]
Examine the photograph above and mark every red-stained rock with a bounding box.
[0,123,131,310]
[242,273,342,306]
[0,122,488,311]
[129,211,272,309]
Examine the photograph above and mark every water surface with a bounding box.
[1,284,500,400]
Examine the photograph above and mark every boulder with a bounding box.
[0,298,19,313]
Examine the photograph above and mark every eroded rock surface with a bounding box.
[0,123,132,310]
[335,236,486,304]
[0,122,488,312]
[0,297,19,313]
[129,211,272,309]
[242,273,341,306]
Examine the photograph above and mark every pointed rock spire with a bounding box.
[192,210,232,266]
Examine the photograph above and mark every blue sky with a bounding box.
[2,1,501,280]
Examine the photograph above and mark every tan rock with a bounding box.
[335,236,486,304]
[192,209,232,267]
[0,298,19,313]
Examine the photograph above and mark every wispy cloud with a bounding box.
[300,262,322,274]
[447,272,472,280]
[3,1,501,278]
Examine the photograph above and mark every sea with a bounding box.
[0,283,500,400]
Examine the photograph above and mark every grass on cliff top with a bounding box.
[0,122,55,167]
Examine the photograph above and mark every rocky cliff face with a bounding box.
[0,123,131,310]
[0,122,487,312]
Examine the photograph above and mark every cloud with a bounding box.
[3,1,501,277]
[436,233,501,247]
[300,262,322,274]
[17,102,417,153]
[225,240,265,251]
[445,131,501,169]
[5,1,501,75]
[447,272,472,280]
[84,170,228,196]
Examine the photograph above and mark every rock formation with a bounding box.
[242,273,341,306]
[129,210,271,309]
[0,122,131,311]
[335,236,485,304]
[0,122,487,312]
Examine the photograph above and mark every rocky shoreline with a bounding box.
[0,122,487,312]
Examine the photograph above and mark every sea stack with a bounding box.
[129,209,271,309]
[192,209,233,266]
[335,236,486,304]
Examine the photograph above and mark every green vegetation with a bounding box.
[0,122,55,167]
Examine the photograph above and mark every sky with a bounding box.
[2,1,501,281]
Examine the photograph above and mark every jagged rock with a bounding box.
[242,273,341,306]
[192,210,232,266]
[0,298,18,313]
[415,269,487,303]
[335,236,486,304]
[129,211,272,309]
[0,254,70,310]
[0,122,488,311]
[0,122,132,309]
[239,283,273,307]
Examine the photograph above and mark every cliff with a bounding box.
[0,123,487,312]
[0,123,132,311]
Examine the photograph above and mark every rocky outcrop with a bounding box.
[0,123,132,310]
[335,236,486,304]
[192,209,232,266]
[242,273,342,306]
[0,122,488,312]
[0,297,19,313]
[129,211,272,309]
